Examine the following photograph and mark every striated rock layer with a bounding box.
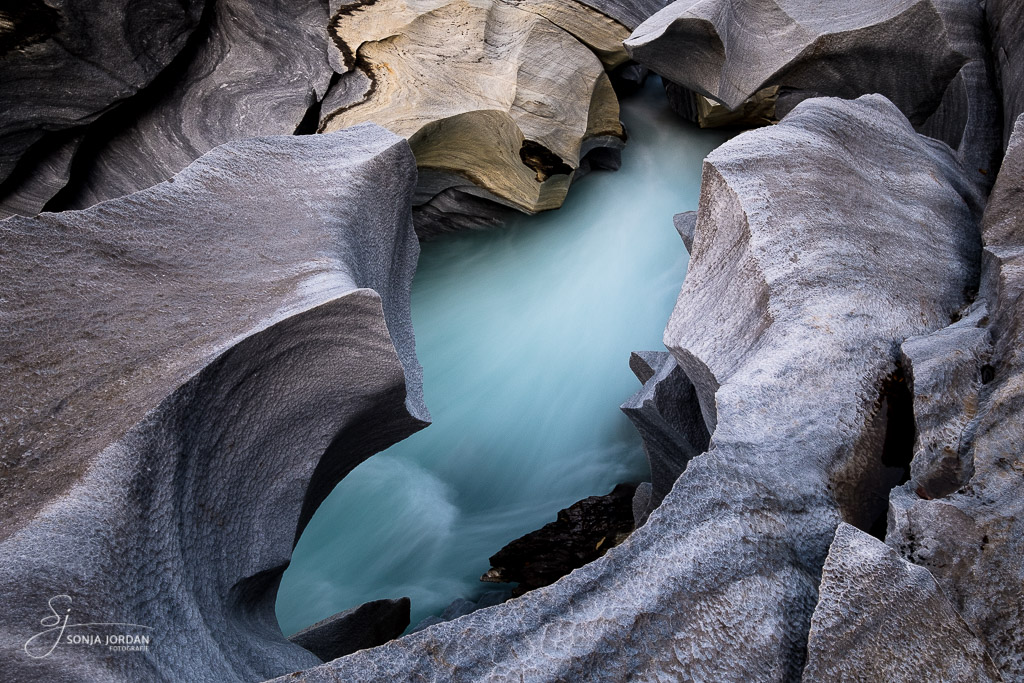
[886,114,1024,679]
[0,125,428,682]
[318,0,632,236]
[987,0,1024,147]
[273,94,982,681]
[0,0,204,188]
[51,0,333,211]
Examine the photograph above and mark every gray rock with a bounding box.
[52,0,333,210]
[270,94,981,682]
[0,124,428,682]
[625,0,964,124]
[672,210,696,252]
[886,113,1024,679]
[0,0,204,187]
[574,0,671,31]
[289,598,411,662]
[899,304,991,499]
[621,351,708,523]
[0,130,83,219]
[987,0,1024,147]
[804,523,1003,682]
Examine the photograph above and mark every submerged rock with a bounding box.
[0,125,428,682]
[886,114,1024,679]
[804,523,1003,682]
[481,483,637,594]
[289,598,411,662]
[318,0,629,235]
[0,0,204,189]
[273,94,982,681]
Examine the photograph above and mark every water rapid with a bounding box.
[276,79,730,636]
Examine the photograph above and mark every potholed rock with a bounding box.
[804,523,1002,682]
[0,124,428,682]
[272,94,982,681]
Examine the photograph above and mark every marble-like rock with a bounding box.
[899,303,991,499]
[0,0,204,189]
[804,523,1002,682]
[887,113,1024,679]
[50,0,333,210]
[987,0,1024,147]
[620,351,708,523]
[319,0,628,235]
[625,0,964,121]
[270,94,981,681]
[0,124,428,682]
[625,0,999,176]
[288,598,411,662]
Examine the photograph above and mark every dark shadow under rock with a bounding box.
[289,598,411,662]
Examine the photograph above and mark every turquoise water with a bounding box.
[276,79,729,635]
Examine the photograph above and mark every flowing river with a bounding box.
[276,79,730,635]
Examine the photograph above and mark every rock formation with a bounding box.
[0,125,428,682]
[288,598,411,662]
[273,94,983,681]
[987,0,1024,146]
[50,0,333,210]
[318,0,633,235]
[620,351,707,523]
[0,0,204,189]
[625,0,1000,186]
[804,523,1003,682]
[886,113,1024,679]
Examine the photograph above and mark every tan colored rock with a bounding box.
[319,0,627,232]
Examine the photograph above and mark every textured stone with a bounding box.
[987,0,1024,147]
[51,0,333,210]
[289,598,411,662]
[0,0,204,187]
[271,94,981,682]
[804,523,1002,682]
[900,304,991,499]
[481,483,636,593]
[887,113,1024,680]
[671,210,696,252]
[621,351,708,522]
[0,125,428,682]
[319,0,627,234]
[0,130,83,219]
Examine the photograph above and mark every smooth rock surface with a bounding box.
[0,125,428,682]
[52,0,333,210]
[625,0,964,123]
[804,523,1002,682]
[0,0,204,187]
[887,113,1024,679]
[271,94,982,682]
[319,0,627,233]
[288,598,411,662]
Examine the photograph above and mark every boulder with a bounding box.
[318,0,629,235]
[886,113,1024,679]
[0,124,428,682]
[49,0,333,210]
[0,0,204,188]
[289,598,411,662]
[804,523,1002,682]
[271,94,982,682]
